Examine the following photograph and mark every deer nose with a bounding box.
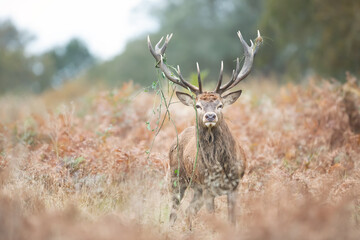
[204,112,217,122]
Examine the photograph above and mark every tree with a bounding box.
[311,0,360,78]
[0,20,96,94]
[259,0,360,79]
[89,0,359,86]
[45,38,96,88]
[88,0,264,86]
[0,20,37,93]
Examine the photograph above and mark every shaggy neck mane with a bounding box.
[197,121,237,169]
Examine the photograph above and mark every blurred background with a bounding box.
[0,0,359,95]
[1,1,360,238]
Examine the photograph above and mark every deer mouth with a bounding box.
[204,122,217,128]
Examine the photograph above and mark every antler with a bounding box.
[215,30,263,95]
[147,34,201,94]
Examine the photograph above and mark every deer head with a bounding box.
[148,31,262,129]
[176,90,242,128]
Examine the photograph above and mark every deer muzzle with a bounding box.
[203,112,218,128]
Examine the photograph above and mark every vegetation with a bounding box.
[0,73,360,239]
[1,0,360,239]
[259,0,360,78]
[88,0,360,86]
[0,19,96,94]
[2,0,359,94]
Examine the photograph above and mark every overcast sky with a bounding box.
[0,0,158,59]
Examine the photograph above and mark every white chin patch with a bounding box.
[204,122,216,128]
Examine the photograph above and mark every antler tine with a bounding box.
[228,30,261,88]
[215,58,239,94]
[160,34,173,55]
[255,30,262,54]
[154,36,164,51]
[177,65,199,93]
[147,35,157,59]
[216,30,262,94]
[235,57,240,75]
[148,34,200,94]
[230,69,235,81]
[196,62,202,93]
[214,61,223,93]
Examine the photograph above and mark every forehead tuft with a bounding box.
[197,92,220,102]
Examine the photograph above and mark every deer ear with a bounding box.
[222,90,242,106]
[176,91,195,106]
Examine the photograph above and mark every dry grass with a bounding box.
[0,75,360,240]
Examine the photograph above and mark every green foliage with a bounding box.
[189,69,209,88]
[0,20,37,93]
[1,0,359,94]
[259,0,360,79]
[88,38,156,87]
[63,156,85,173]
[19,117,38,146]
[90,0,359,86]
[45,38,96,88]
[310,0,360,78]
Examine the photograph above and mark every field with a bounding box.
[0,74,360,240]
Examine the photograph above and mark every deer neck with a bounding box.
[197,120,236,166]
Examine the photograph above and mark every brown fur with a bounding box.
[169,92,247,228]
[148,31,260,229]
[197,92,220,102]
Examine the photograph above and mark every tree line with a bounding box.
[1,0,359,94]
[89,0,359,87]
[0,19,95,94]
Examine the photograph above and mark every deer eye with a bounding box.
[196,104,202,110]
[217,104,223,109]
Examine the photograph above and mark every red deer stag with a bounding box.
[148,30,262,228]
